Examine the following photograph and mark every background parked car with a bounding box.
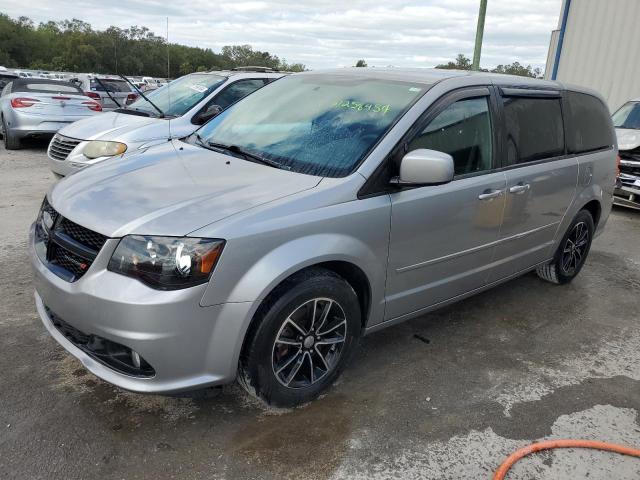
[0,78,102,150]
[0,71,18,90]
[141,76,164,91]
[47,69,283,176]
[69,74,137,111]
[613,99,640,210]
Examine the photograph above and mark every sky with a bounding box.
[2,0,562,71]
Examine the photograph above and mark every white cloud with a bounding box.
[2,0,561,70]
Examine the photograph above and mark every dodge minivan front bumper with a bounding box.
[30,223,254,394]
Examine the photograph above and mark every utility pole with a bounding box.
[472,0,488,71]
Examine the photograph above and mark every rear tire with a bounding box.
[1,117,20,150]
[536,209,594,284]
[239,268,361,407]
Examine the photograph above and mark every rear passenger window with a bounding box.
[407,97,493,175]
[503,96,564,164]
[565,92,613,154]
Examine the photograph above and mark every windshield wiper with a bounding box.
[205,141,289,170]
[118,74,166,118]
[93,77,122,108]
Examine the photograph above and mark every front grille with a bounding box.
[47,307,155,378]
[58,217,108,252]
[41,197,59,222]
[49,244,91,278]
[48,134,82,161]
[619,164,640,178]
[619,146,640,163]
[35,197,109,282]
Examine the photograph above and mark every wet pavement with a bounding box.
[1,141,639,479]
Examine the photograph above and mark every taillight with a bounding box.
[84,91,100,100]
[11,97,40,108]
[82,101,102,112]
[126,93,138,104]
[616,154,621,177]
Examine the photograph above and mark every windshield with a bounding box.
[129,73,226,117]
[194,74,426,177]
[612,102,640,130]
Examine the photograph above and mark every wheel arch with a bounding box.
[580,199,602,227]
[237,260,374,366]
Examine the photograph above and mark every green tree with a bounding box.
[435,53,542,78]
[355,59,367,67]
[179,62,193,75]
[435,53,472,70]
[491,62,542,78]
[0,14,305,77]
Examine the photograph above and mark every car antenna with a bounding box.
[93,76,122,109]
[118,74,165,118]
[166,16,171,139]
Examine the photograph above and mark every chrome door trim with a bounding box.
[396,221,560,273]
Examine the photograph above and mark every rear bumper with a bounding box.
[30,223,254,393]
[8,110,92,138]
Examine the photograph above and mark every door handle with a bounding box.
[509,183,531,194]
[478,189,504,200]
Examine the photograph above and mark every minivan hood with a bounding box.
[615,128,640,151]
[49,141,321,237]
[58,111,166,142]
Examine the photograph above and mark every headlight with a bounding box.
[108,235,224,290]
[83,140,127,159]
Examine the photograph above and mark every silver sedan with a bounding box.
[0,78,102,149]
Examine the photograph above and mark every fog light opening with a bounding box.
[131,350,141,369]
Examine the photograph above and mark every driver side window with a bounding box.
[212,79,266,110]
[407,96,493,176]
[193,79,267,125]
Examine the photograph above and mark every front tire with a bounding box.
[536,209,595,284]
[239,268,361,407]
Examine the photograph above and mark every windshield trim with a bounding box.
[191,77,430,178]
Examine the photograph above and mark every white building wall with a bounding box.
[545,0,640,111]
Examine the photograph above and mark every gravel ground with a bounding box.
[1,139,639,479]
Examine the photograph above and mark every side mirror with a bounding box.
[393,149,454,186]
[194,104,223,125]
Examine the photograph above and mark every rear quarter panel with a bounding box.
[552,148,616,250]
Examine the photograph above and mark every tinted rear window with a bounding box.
[503,96,564,164]
[13,82,82,94]
[90,79,131,92]
[565,91,613,153]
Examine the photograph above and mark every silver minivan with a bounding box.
[30,69,616,406]
[48,70,283,177]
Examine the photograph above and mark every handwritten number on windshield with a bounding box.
[334,100,391,114]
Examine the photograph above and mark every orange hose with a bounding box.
[493,439,640,480]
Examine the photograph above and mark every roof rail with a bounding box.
[232,66,278,73]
